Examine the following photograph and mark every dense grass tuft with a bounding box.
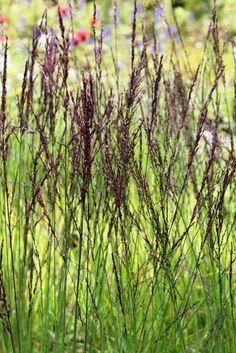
[0,1,235,352]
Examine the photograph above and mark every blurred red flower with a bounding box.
[58,5,70,16]
[89,17,100,26]
[0,15,9,24]
[73,29,89,45]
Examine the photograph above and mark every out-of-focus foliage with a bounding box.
[0,0,235,94]
[141,0,236,35]
[172,0,211,18]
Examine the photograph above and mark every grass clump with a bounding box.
[0,1,235,353]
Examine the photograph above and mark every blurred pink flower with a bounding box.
[0,15,9,24]
[0,34,6,42]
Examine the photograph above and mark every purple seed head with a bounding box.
[21,16,27,28]
[166,25,176,38]
[79,0,86,11]
[103,26,112,39]
[188,12,194,21]
[113,1,120,26]
[32,27,41,40]
[154,5,164,22]
[137,2,142,15]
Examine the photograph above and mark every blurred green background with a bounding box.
[0,0,235,95]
